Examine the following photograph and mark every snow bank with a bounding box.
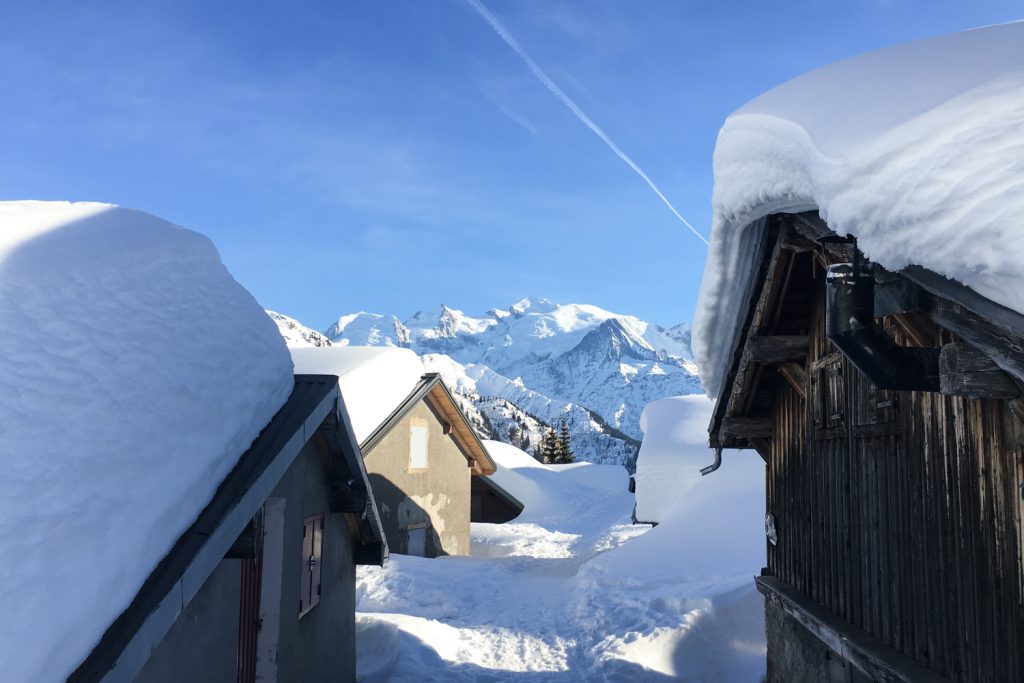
[633,395,717,523]
[475,440,633,559]
[484,438,547,481]
[592,449,765,582]
[581,446,767,679]
[360,433,764,680]
[694,21,1024,396]
[290,345,424,443]
[483,439,629,522]
[0,201,293,682]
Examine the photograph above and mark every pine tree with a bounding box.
[557,419,575,463]
[539,427,560,463]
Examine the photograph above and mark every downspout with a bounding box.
[825,251,940,392]
[700,447,722,476]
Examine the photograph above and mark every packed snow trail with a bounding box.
[355,442,766,681]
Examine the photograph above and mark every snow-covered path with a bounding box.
[355,454,767,681]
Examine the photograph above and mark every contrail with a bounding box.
[465,0,708,246]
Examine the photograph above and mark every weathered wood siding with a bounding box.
[767,271,1024,681]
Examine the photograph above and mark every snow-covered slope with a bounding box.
[423,353,640,467]
[320,297,701,467]
[0,201,293,683]
[267,310,332,347]
[326,312,411,347]
[695,21,1024,397]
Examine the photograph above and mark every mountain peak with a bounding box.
[509,296,555,316]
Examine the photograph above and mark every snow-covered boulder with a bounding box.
[694,21,1024,396]
[290,345,424,443]
[632,395,719,523]
[0,201,293,682]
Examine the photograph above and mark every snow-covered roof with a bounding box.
[290,346,425,443]
[0,201,293,682]
[694,21,1024,396]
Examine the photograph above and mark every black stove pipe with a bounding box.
[825,261,940,392]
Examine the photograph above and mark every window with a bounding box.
[410,423,428,470]
[299,513,323,617]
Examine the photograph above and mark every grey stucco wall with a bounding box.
[272,441,356,683]
[135,441,356,683]
[364,400,471,557]
[135,559,240,683]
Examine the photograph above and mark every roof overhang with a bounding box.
[710,211,1024,453]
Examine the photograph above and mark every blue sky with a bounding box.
[1,1,1020,329]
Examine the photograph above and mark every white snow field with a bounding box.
[355,432,766,681]
[0,201,293,682]
[694,21,1024,396]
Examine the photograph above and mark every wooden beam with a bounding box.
[939,342,1021,399]
[721,416,773,439]
[889,311,936,348]
[778,361,807,398]
[746,335,809,364]
[757,576,952,683]
[723,222,795,423]
[329,483,368,514]
[749,438,770,463]
[780,233,818,253]
[927,297,1024,383]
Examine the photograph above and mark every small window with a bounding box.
[299,513,323,617]
[410,424,428,470]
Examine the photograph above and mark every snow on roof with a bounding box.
[693,21,1024,396]
[633,395,715,523]
[0,201,293,682]
[290,346,425,444]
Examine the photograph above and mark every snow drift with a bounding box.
[694,21,1024,396]
[0,201,293,682]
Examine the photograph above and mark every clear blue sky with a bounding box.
[1,1,1020,329]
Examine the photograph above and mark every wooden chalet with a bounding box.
[708,212,1024,681]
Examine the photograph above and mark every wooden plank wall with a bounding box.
[767,269,1024,681]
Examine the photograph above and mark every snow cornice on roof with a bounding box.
[694,21,1024,397]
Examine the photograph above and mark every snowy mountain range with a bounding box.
[272,298,701,468]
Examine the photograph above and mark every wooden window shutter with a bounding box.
[299,513,324,617]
